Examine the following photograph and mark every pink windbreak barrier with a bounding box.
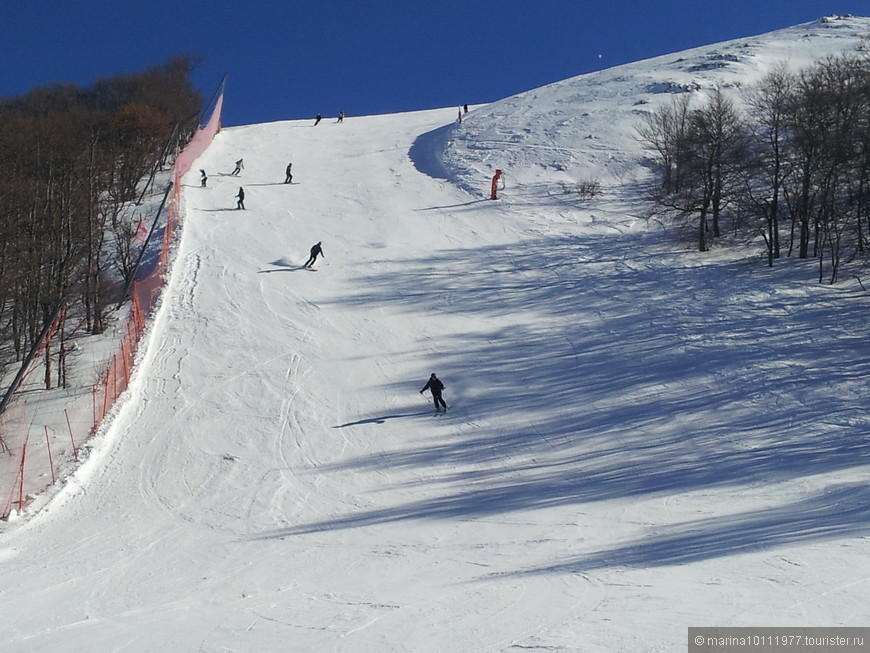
[1,90,224,519]
[175,92,224,184]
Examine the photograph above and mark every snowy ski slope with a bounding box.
[1,15,870,652]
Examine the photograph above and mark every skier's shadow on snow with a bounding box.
[334,412,430,428]
[415,199,489,211]
[258,259,306,273]
[258,267,306,274]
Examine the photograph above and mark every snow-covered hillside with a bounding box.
[1,15,870,652]
[443,15,870,194]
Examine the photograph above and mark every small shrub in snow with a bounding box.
[575,178,601,201]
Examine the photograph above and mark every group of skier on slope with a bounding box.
[200,155,325,267]
[198,112,451,412]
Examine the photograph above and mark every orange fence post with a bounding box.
[64,409,78,462]
[17,442,27,512]
[44,426,55,485]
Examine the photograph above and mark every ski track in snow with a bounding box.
[3,16,870,652]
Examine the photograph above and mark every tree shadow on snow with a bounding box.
[502,483,870,574]
[415,199,490,212]
[251,229,870,568]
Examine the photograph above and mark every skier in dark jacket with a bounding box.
[284,162,293,184]
[304,241,324,268]
[420,373,448,412]
[236,187,245,210]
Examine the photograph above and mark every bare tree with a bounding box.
[687,87,749,249]
[636,94,694,195]
[743,63,795,265]
[638,88,749,251]
[0,56,203,387]
[788,56,869,280]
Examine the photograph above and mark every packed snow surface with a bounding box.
[2,16,870,652]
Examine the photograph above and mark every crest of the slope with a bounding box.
[435,15,870,197]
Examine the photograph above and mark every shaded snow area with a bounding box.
[2,16,870,652]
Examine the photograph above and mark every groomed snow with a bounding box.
[1,16,870,652]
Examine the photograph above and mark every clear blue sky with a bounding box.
[1,1,863,126]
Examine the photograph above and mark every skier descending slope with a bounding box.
[304,241,324,268]
[420,373,448,413]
